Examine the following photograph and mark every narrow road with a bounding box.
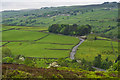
[92,66,106,72]
[70,37,85,60]
[70,37,106,71]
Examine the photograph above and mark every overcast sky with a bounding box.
[1,0,119,11]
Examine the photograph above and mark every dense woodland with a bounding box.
[48,24,91,36]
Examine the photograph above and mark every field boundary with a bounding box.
[2,28,16,32]
[26,56,69,59]
[45,48,71,50]
[1,40,29,42]
[0,42,10,47]
[35,42,74,45]
[2,34,49,42]
[34,34,49,41]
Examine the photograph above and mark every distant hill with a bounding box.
[2,2,118,38]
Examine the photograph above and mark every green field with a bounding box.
[2,26,118,60]
[2,27,79,58]
[75,39,118,62]
[37,34,79,44]
[4,42,73,58]
[2,30,47,41]
[2,26,48,31]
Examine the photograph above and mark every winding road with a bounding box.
[70,37,85,60]
[70,37,106,71]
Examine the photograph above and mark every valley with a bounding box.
[1,2,119,79]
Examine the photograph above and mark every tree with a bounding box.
[48,24,92,36]
[93,54,102,67]
[115,55,120,63]
[48,24,61,33]
[59,24,69,35]
[109,61,120,71]
[101,60,108,69]
[94,37,97,40]
[2,57,14,63]
[91,9,94,12]
[24,58,34,67]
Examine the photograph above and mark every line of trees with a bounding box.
[48,24,92,36]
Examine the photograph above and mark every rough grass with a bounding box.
[75,39,118,62]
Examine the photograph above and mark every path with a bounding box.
[92,66,106,71]
[70,37,84,60]
[69,37,106,71]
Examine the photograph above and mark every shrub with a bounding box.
[2,57,14,63]
[93,54,102,67]
[6,70,32,78]
[2,47,12,58]
[24,58,34,67]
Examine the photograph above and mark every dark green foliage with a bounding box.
[57,58,95,71]
[117,55,120,61]
[100,60,112,69]
[48,24,92,36]
[108,61,120,71]
[2,57,14,63]
[101,50,114,54]
[48,24,62,33]
[94,37,97,40]
[93,55,113,69]
[24,58,34,67]
[93,54,102,67]
[3,70,32,78]
[115,55,120,63]
[2,47,12,58]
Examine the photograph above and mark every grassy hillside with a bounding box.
[75,36,118,62]
[2,2,118,38]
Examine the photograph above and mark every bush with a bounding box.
[2,47,12,58]
[5,70,32,78]
[24,58,34,67]
[2,57,14,63]
[108,61,120,71]
[93,54,102,67]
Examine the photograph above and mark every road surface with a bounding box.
[70,37,84,60]
[92,66,106,71]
